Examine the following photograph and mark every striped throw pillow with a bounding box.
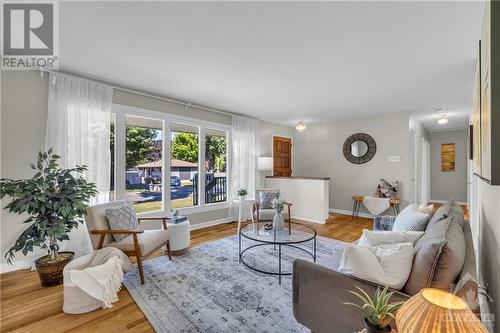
[392,204,431,232]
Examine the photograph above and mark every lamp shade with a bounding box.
[396,288,488,333]
[258,157,273,171]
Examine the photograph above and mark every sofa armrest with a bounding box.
[373,215,396,231]
[292,259,409,333]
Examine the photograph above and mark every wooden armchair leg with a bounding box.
[133,234,145,284]
[166,241,172,260]
[136,255,145,284]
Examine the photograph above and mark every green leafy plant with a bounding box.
[237,188,248,197]
[0,149,98,264]
[344,286,404,329]
[271,198,285,213]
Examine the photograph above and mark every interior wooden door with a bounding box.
[273,136,292,177]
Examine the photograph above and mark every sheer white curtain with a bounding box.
[230,115,258,218]
[45,72,113,260]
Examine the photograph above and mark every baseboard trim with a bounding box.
[329,208,375,219]
[291,214,327,224]
[0,260,30,274]
[429,199,467,206]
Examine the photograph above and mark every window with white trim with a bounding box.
[110,104,230,215]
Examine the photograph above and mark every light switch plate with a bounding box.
[388,155,401,162]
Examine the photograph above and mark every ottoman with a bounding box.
[167,220,190,251]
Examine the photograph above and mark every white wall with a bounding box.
[0,71,232,269]
[257,120,295,187]
[409,114,431,205]
[429,129,468,202]
[472,178,500,332]
[293,111,411,214]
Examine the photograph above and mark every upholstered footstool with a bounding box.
[167,220,190,251]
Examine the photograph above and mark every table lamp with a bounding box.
[396,288,488,332]
[258,157,273,186]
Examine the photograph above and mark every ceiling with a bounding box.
[58,1,484,130]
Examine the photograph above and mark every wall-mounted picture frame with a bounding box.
[441,143,456,172]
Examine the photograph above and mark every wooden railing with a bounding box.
[192,173,227,205]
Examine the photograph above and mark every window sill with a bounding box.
[136,202,231,218]
[177,202,231,215]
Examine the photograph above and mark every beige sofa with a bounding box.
[292,200,478,332]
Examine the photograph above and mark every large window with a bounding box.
[110,105,230,215]
[205,129,227,204]
[170,123,199,209]
[125,115,164,213]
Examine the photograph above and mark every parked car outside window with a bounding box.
[171,176,181,187]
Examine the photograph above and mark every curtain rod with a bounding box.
[39,69,240,118]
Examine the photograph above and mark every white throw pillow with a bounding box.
[392,204,431,231]
[358,229,424,247]
[339,243,415,290]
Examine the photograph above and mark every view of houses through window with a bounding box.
[125,115,164,213]
[111,111,229,214]
[170,123,199,209]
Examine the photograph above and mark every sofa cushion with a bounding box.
[105,230,169,254]
[404,216,465,295]
[105,205,139,241]
[339,242,415,290]
[358,229,424,247]
[392,204,431,231]
[426,199,465,230]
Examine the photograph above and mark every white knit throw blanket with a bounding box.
[362,196,390,215]
[65,247,133,308]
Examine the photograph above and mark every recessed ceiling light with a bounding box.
[295,120,306,132]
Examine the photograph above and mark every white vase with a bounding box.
[273,212,285,231]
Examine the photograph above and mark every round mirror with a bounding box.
[351,140,369,157]
[343,133,376,164]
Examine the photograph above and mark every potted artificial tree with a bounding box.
[344,286,404,333]
[0,149,97,287]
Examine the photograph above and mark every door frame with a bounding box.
[271,134,293,177]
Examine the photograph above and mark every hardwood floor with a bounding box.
[0,213,371,333]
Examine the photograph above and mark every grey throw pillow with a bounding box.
[259,191,280,209]
[105,204,139,242]
[426,199,465,230]
[403,216,465,295]
[426,199,453,229]
[392,204,430,232]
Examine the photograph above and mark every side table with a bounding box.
[167,220,190,251]
[236,198,255,234]
[352,195,400,217]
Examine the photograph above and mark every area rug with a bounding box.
[123,235,345,332]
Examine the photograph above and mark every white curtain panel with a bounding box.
[230,115,258,218]
[45,72,113,262]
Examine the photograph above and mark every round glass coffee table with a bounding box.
[238,221,317,284]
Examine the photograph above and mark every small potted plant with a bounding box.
[0,149,97,287]
[344,285,404,333]
[237,188,248,199]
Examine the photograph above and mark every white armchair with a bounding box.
[85,201,171,284]
[253,188,292,225]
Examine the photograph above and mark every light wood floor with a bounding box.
[0,213,371,333]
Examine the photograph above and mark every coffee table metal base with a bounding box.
[238,237,316,285]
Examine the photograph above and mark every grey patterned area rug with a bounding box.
[123,235,345,333]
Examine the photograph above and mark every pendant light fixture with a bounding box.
[295,120,306,132]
